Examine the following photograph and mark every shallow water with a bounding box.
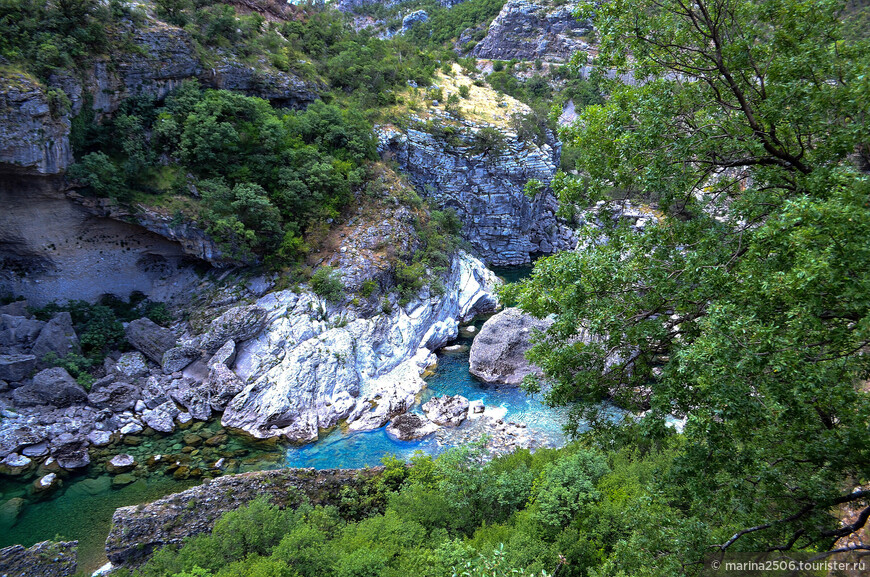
[1,266,565,573]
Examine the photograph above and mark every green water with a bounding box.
[0,266,560,573]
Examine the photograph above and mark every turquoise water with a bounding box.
[1,266,567,572]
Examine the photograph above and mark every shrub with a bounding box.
[458,84,471,98]
[310,266,345,303]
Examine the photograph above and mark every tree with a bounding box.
[504,0,870,570]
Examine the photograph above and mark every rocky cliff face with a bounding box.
[0,73,73,175]
[378,116,574,266]
[0,176,202,306]
[0,20,320,177]
[223,250,500,442]
[471,0,593,62]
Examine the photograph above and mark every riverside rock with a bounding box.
[0,353,37,382]
[199,306,268,353]
[12,367,88,408]
[469,307,553,385]
[113,352,150,379]
[88,382,140,412]
[162,346,200,374]
[223,251,499,442]
[386,413,439,440]
[50,433,90,469]
[0,540,78,577]
[106,454,136,473]
[31,312,80,365]
[422,395,470,426]
[207,340,236,369]
[106,468,381,566]
[125,319,177,364]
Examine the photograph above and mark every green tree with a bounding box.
[505,0,870,570]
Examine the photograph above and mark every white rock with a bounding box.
[120,422,143,435]
[223,252,500,442]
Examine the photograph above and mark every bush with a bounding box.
[310,266,345,303]
[458,84,471,98]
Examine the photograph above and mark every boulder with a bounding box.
[120,422,144,435]
[125,318,176,363]
[113,351,150,379]
[106,453,136,473]
[0,452,33,475]
[0,300,29,317]
[141,401,180,433]
[12,367,88,407]
[207,339,236,369]
[0,315,45,352]
[402,9,429,33]
[386,413,439,440]
[32,472,61,493]
[204,363,245,411]
[0,353,37,382]
[468,307,552,385]
[21,441,50,457]
[0,497,27,529]
[169,379,212,420]
[50,433,91,469]
[199,306,267,353]
[87,430,113,447]
[31,312,80,364]
[162,346,200,374]
[422,395,470,426]
[0,425,47,458]
[469,399,485,414]
[112,473,137,487]
[0,540,78,577]
[88,382,140,412]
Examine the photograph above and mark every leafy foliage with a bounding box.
[504,0,870,569]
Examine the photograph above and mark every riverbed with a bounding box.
[0,267,572,572]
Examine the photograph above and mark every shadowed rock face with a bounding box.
[469,306,553,385]
[105,468,382,566]
[378,121,575,266]
[471,0,593,62]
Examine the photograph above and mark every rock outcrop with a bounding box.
[105,468,381,566]
[422,394,470,426]
[0,72,73,175]
[379,118,574,265]
[471,0,593,62]
[223,251,500,442]
[0,540,78,577]
[386,413,439,440]
[469,306,552,385]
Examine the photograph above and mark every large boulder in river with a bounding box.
[125,318,176,363]
[469,307,552,385]
[422,395,470,426]
[12,367,88,407]
[199,306,267,353]
[386,413,439,440]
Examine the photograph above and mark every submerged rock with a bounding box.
[106,453,136,473]
[32,472,61,493]
[0,452,33,475]
[469,307,552,385]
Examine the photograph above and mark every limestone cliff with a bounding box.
[379,116,573,266]
[223,250,500,442]
[471,0,593,62]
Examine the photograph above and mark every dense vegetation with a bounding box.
[117,438,680,577]
[71,84,376,263]
[505,0,870,569]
